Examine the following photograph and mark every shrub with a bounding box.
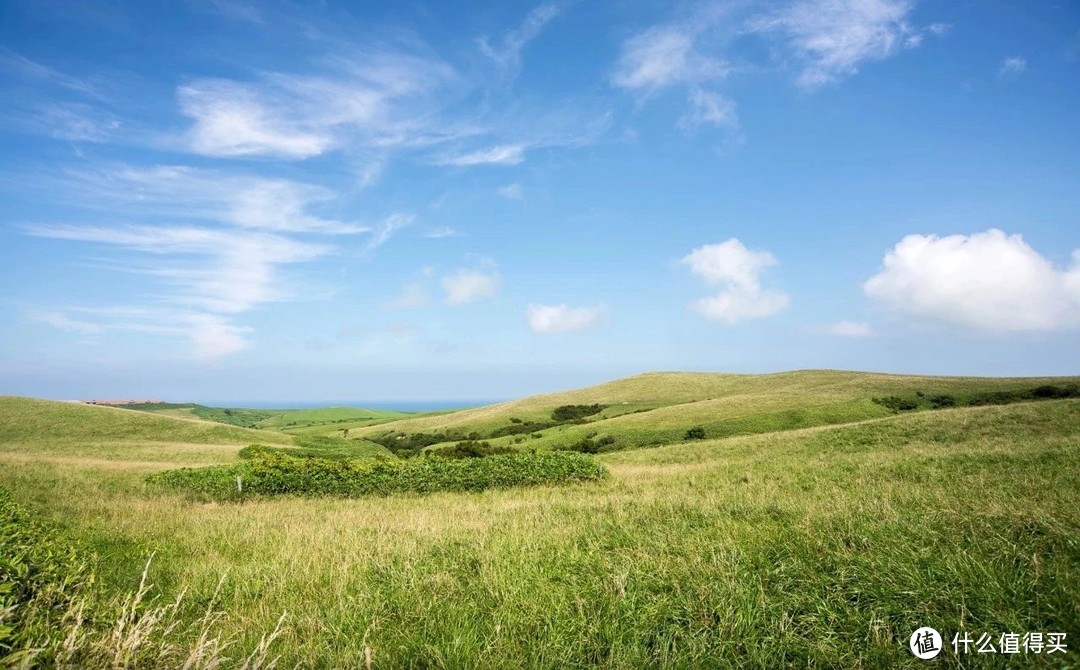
[148,451,606,500]
[558,435,616,454]
[489,420,557,438]
[551,404,608,422]
[684,426,707,440]
[928,395,956,409]
[872,396,919,412]
[434,440,515,459]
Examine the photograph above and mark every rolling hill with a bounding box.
[352,369,1080,453]
[0,396,296,466]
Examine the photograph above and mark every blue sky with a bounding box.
[1,0,1079,403]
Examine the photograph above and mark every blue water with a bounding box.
[224,400,504,412]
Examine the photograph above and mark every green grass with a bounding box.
[359,370,1080,455]
[0,397,294,465]
[1,374,1078,667]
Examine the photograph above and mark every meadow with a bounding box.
[1,370,1079,668]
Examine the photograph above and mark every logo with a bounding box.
[911,627,943,659]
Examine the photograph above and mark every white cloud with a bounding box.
[437,144,525,166]
[678,89,738,131]
[751,0,920,88]
[479,1,567,74]
[442,263,500,305]
[999,56,1026,77]
[22,202,336,359]
[364,213,413,251]
[823,320,875,338]
[61,165,366,235]
[25,223,329,314]
[177,51,459,159]
[498,183,524,200]
[863,229,1080,332]
[690,290,790,324]
[27,310,105,336]
[384,283,428,310]
[682,239,790,324]
[422,226,460,239]
[612,25,728,92]
[682,238,777,290]
[183,313,251,360]
[610,9,737,133]
[526,303,603,333]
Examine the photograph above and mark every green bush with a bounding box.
[239,438,392,462]
[148,451,606,501]
[558,435,616,454]
[928,394,956,408]
[551,404,607,422]
[684,426,707,440]
[872,396,918,412]
[434,441,515,459]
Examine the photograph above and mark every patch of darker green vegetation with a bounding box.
[433,441,515,459]
[123,402,278,428]
[873,384,1080,413]
[370,404,610,457]
[0,488,91,664]
[556,434,617,454]
[684,426,707,440]
[148,450,606,501]
[550,404,608,422]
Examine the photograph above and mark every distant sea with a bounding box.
[222,400,505,412]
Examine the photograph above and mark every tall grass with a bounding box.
[1,395,1077,667]
[1,489,285,668]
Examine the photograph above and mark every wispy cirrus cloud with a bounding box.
[612,21,729,93]
[15,162,406,359]
[177,51,462,159]
[749,0,924,89]
[436,144,525,166]
[48,164,368,235]
[479,1,570,77]
[611,6,735,132]
[999,56,1026,78]
[612,0,942,129]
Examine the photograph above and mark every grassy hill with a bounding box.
[0,396,296,462]
[1,389,1077,666]
[124,402,442,435]
[353,369,1080,454]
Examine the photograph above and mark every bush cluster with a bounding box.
[684,426,707,440]
[434,440,515,459]
[148,450,606,501]
[873,384,1080,414]
[558,435,616,454]
[551,404,608,422]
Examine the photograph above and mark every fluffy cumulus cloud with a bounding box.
[526,303,603,333]
[682,239,790,324]
[442,262,500,305]
[863,229,1080,332]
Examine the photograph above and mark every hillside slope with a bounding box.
[354,369,1080,452]
[0,396,294,465]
